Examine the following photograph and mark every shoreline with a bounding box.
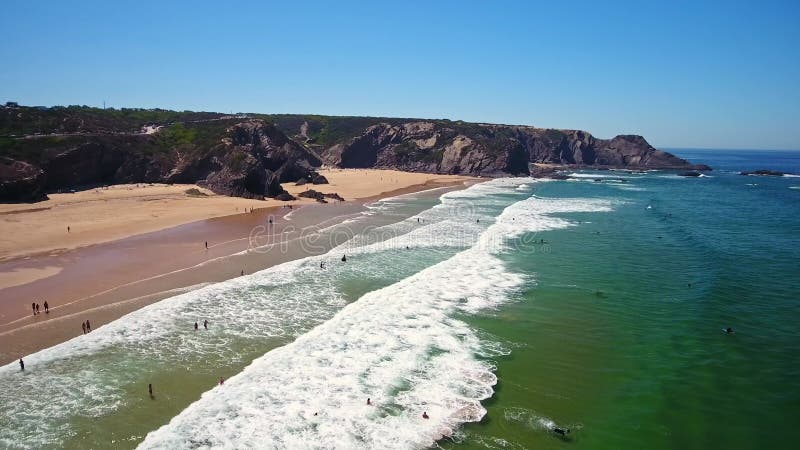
[0,172,480,365]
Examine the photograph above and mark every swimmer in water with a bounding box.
[341,255,347,262]
[148,383,153,398]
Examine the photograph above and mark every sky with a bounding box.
[1,0,798,149]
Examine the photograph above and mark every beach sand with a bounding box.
[0,169,472,264]
[0,169,478,364]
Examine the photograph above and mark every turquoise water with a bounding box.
[449,150,800,449]
[1,150,798,448]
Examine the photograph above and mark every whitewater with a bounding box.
[0,178,613,449]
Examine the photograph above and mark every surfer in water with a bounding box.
[204,320,208,330]
[422,411,429,419]
[194,322,198,330]
[552,426,570,436]
[341,255,347,262]
[724,327,735,334]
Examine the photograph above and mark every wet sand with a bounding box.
[0,177,479,364]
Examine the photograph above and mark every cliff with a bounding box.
[0,105,707,202]
[284,120,708,175]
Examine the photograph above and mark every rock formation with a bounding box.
[0,105,709,202]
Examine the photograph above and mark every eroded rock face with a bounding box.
[0,106,710,202]
[197,121,323,199]
[1,119,323,202]
[0,157,47,202]
[319,122,709,174]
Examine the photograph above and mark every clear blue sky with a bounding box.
[1,0,798,149]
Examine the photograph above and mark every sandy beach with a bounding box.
[0,169,478,364]
[0,169,472,264]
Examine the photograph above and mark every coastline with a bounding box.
[0,170,480,365]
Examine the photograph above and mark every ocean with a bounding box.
[1,149,798,449]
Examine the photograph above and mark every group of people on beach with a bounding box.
[31,301,49,315]
[81,320,92,334]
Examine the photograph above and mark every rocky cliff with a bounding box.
[302,121,707,175]
[0,112,324,202]
[0,105,707,202]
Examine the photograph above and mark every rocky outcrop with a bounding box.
[297,189,344,203]
[0,118,322,202]
[740,169,784,176]
[197,121,322,199]
[0,104,710,202]
[0,157,48,202]
[316,122,707,175]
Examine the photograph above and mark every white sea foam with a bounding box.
[1,178,613,449]
[567,173,631,180]
[139,185,614,449]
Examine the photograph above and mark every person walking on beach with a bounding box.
[67,226,70,233]
[32,302,36,316]
[203,320,208,330]
[219,377,224,385]
[205,241,208,249]
[35,303,40,314]
[85,319,91,332]
[19,359,24,371]
[43,301,49,314]
[82,321,86,334]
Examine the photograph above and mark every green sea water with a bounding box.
[450,150,800,449]
[1,150,798,449]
